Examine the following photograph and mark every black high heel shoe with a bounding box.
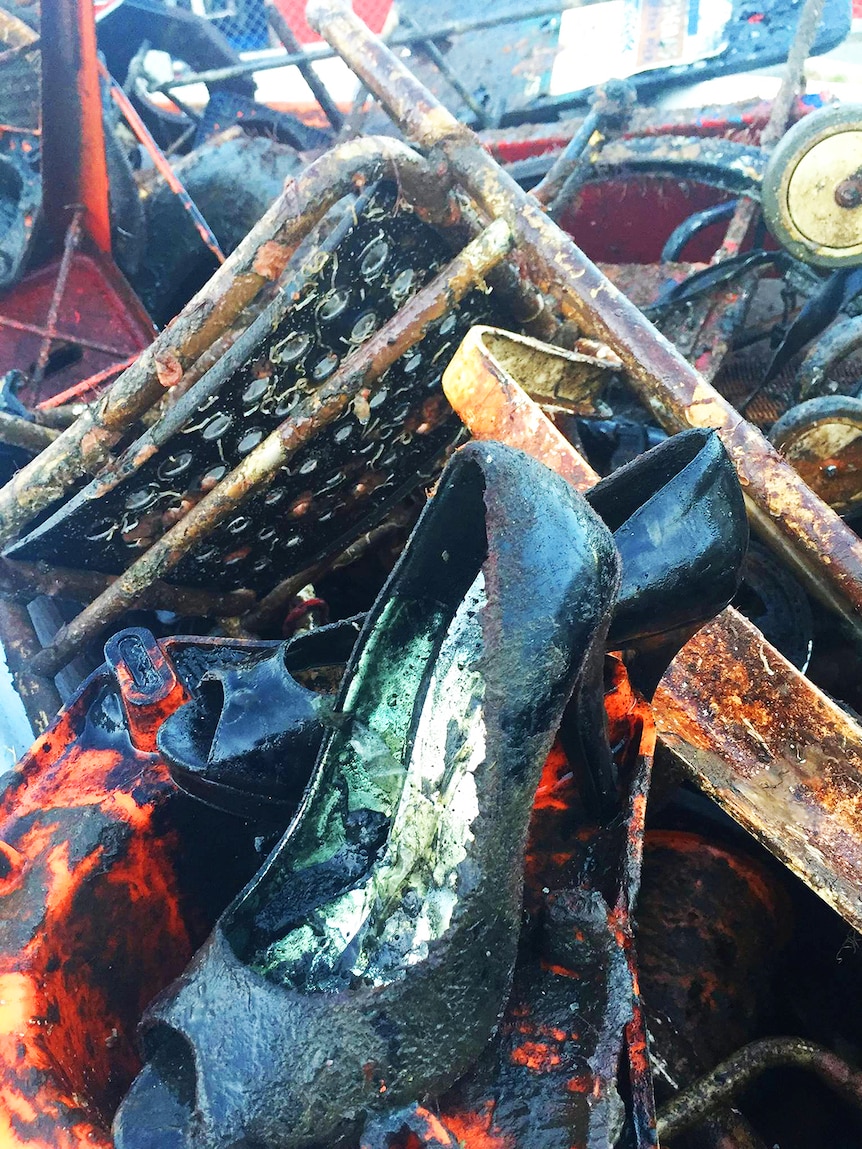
[586,427,748,697]
[156,617,363,824]
[113,441,620,1149]
[569,427,748,809]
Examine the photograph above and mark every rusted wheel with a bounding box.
[762,104,862,268]
[769,394,862,516]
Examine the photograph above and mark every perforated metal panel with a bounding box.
[8,182,510,594]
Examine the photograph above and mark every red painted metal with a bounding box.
[0,251,154,408]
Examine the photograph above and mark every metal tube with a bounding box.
[0,599,61,734]
[150,2,591,94]
[100,61,226,264]
[657,1038,862,1142]
[267,2,344,131]
[28,220,512,676]
[0,136,453,548]
[308,0,862,642]
[0,559,254,618]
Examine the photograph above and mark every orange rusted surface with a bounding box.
[443,325,862,935]
[0,631,256,1143]
[656,608,862,931]
[443,327,598,492]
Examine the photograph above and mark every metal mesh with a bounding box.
[210,0,392,51]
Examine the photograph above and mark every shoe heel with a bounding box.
[560,620,617,817]
[622,621,702,700]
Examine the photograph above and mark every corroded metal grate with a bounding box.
[8,182,507,593]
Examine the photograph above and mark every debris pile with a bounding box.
[0,0,861,1145]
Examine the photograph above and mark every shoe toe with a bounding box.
[113,1062,194,1149]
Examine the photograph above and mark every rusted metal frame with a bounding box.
[27,221,512,677]
[531,109,601,207]
[307,0,862,643]
[55,280,305,513]
[39,0,111,253]
[99,61,226,265]
[715,0,826,262]
[442,326,862,933]
[0,599,62,734]
[31,209,84,387]
[0,559,254,618]
[657,1037,862,1142]
[266,3,344,132]
[0,137,455,548]
[0,314,131,358]
[35,355,140,411]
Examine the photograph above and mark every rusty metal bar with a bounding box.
[100,61,226,265]
[0,559,254,618]
[31,210,84,387]
[657,1038,862,1142]
[27,220,512,676]
[0,415,59,455]
[714,0,825,262]
[0,599,61,734]
[0,137,455,548]
[151,1,587,94]
[442,325,862,934]
[266,2,344,131]
[0,315,131,358]
[307,0,862,644]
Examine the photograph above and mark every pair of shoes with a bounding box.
[114,430,746,1149]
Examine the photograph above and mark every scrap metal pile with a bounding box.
[0,0,862,1144]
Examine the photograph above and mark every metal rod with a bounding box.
[657,1037,862,1142]
[531,107,600,206]
[99,60,226,265]
[715,0,825,262]
[28,220,512,676]
[0,414,59,454]
[31,209,84,387]
[266,2,344,131]
[151,2,587,94]
[0,136,454,548]
[35,354,139,410]
[0,559,254,618]
[0,314,131,358]
[398,12,488,129]
[0,599,61,734]
[307,0,862,642]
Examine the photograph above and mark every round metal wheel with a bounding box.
[762,104,862,267]
[769,394,862,516]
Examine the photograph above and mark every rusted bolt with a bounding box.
[835,170,862,209]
